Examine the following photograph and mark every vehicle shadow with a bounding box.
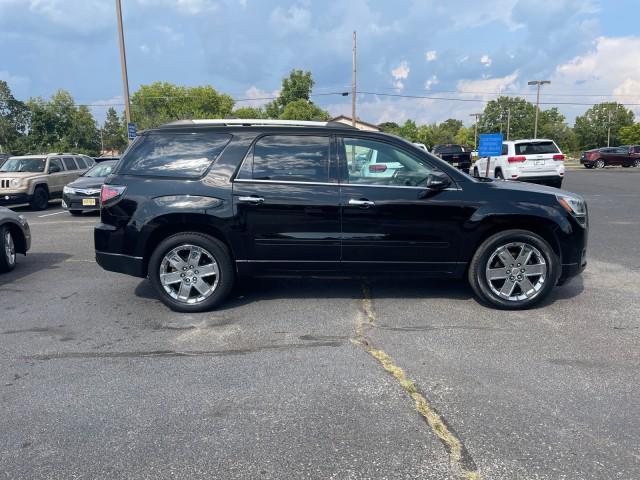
[134,273,586,311]
[0,252,72,286]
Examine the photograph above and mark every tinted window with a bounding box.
[84,161,116,177]
[119,132,231,178]
[84,156,95,166]
[240,135,331,183]
[434,144,463,154]
[75,157,87,169]
[501,144,509,155]
[515,141,559,155]
[63,157,78,170]
[0,157,46,173]
[49,158,63,172]
[343,137,438,186]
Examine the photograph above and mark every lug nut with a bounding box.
[194,270,199,274]
[180,273,185,278]
[185,278,190,283]
[182,267,187,271]
[506,270,511,274]
[521,268,526,273]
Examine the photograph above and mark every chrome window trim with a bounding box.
[233,178,460,191]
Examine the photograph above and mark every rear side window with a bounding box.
[515,141,559,155]
[239,135,331,183]
[119,132,232,178]
[63,157,78,170]
[501,144,508,155]
[76,157,87,169]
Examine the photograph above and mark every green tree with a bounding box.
[0,80,29,153]
[266,69,316,118]
[454,126,474,147]
[538,107,577,153]
[130,82,234,129]
[479,96,537,140]
[432,118,464,145]
[232,106,265,119]
[101,107,127,153]
[279,99,330,121]
[574,102,635,150]
[619,124,640,145]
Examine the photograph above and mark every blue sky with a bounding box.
[1,0,640,126]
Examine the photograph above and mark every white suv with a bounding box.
[473,139,565,188]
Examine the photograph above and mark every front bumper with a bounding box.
[0,192,31,206]
[63,193,100,211]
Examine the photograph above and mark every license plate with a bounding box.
[453,162,460,167]
[82,198,96,206]
[535,160,545,165]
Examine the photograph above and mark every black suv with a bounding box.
[95,119,587,311]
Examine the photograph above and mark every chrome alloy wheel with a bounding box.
[634,159,640,168]
[159,244,219,304]
[5,231,15,266]
[485,242,547,302]
[596,159,605,169]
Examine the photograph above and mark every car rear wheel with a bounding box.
[495,169,504,180]
[468,229,559,310]
[29,186,49,210]
[595,159,605,169]
[0,225,17,273]
[148,232,234,313]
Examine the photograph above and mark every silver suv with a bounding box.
[0,153,93,210]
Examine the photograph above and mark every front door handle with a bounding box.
[238,196,264,205]
[348,198,375,208]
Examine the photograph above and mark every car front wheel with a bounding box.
[148,232,234,312]
[0,225,17,273]
[468,230,559,309]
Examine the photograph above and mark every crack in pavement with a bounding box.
[352,282,483,480]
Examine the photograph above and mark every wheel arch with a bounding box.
[1,221,27,254]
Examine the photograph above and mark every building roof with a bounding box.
[330,115,381,131]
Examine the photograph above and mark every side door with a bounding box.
[338,136,465,275]
[47,157,66,195]
[232,133,341,272]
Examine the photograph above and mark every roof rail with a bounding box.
[161,119,356,129]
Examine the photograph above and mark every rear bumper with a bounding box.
[95,250,146,278]
[0,192,31,206]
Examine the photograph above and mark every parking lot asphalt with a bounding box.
[1,169,639,479]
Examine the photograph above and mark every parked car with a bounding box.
[432,144,472,173]
[62,160,118,215]
[473,139,565,188]
[580,146,640,168]
[0,153,91,210]
[0,206,31,272]
[95,119,587,312]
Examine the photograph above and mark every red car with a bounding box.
[581,145,640,168]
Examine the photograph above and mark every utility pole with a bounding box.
[351,31,357,128]
[469,113,482,149]
[528,80,550,139]
[115,0,132,142]
[506,107,511,141]
[607,109,612,147]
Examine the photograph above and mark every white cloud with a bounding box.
[425,50,437,62]
[269,5,312,33]
[424,75,439,90]
[391,61,410,90]
[139,44,150,54]
[0,0,111,34]
[480,54,492,67]
[156,25,185,46]
[237,86,280,107]
[552,36,640,116]
[137,0,217,15]
[457,71,520,99]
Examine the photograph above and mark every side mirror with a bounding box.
[426,172,451,190]
[49,164,61,173]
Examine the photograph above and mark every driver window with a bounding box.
[343,137,436,186]
[49,158,63,172]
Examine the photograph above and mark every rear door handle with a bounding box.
[348,199,375,208]
[238,196,264,205]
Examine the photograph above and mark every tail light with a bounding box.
[553,154,565,161]
[100,185,126,205]
[507,156,526,163]
[369,164,387,172]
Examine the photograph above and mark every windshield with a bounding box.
[0,157,46,173]
[84,161,116,177]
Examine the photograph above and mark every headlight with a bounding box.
[556,193,586,217]
[63,186,75,194]
[10,178,22,188]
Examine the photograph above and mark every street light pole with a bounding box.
[607,110,612,147]
[469,113,482,149]
[115,0,132,142]
[351,31,357,128]
[528,80,550,139]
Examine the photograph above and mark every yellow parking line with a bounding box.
[355,283,483,480]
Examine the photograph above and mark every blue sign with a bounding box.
[127,122,137,140]
[478,133,503,157]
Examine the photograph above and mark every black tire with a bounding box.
[622,164,631,168]
[0,225,17,273]
[69,210,83,216]
[549,178,563,189]
[495,169,504,180]
[29,186,49,210]
[584,164,593,169]
[148,232,234,313]
[468,229,560,310]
